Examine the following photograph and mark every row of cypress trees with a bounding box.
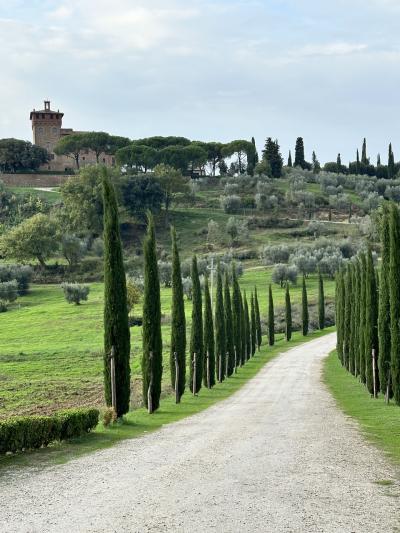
[142,218,264,411]
[336,202,400,405]
[266,273,324,345]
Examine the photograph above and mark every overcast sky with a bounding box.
[0,0,399,163]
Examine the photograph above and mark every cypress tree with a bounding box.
[294,137,306,168]
[377,153,381,167]
[364,250,373,393]
[142,214,162,413]
[239,291,246,364]
[250,292,256,356]
[389,204,400,404]
[268,284,275,346]
[356,149,360,175]
[170,227,186,402]
[285,282,292,341]
[352,260,361,376]
[203,276,215,388]
[251,136,259,166]
[254,286,262,350]
[361,137,368,165]
[359,254,367,383]
[388,143,395,180]
[378,205,392,397]
[337,153,342,172]
[102,168,131,418]
[263,138,283,178]
[318,272,325,330]
[224,274,235,376]
[347,264,355,375]
[287,150,293,167]
[232,266,242,367]
[301,276,309,337]
[215,263,226,382]
[190,256,203,394]
[244,292,251,361]
[335,270,344,362]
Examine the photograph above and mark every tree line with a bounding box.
[102,165,327,417]
[336,203,400,404]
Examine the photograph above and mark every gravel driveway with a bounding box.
[1,333,399,532]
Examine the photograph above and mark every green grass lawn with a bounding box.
[7,186,61,204]
[324,351,400,464]
[0,327,334,470]
[0,269,335,418]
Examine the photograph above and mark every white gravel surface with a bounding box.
[1,332,399,533]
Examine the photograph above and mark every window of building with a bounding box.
[103,158,106,163]
[82,156,86,160]
[42,114,45,119]
[36,113,39,119]
[52,127,58,134]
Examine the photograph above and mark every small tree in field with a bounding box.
[61,282,90,305]
[268,284,275,346]
[285,283,292,341]
[302,275,309,336]
[126,277,141,317]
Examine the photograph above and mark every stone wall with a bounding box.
[0,173,70,187]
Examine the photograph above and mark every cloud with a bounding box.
[292,42,368,58]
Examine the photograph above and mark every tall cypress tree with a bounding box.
[285,283,292,341]
[102,168,131,418]
[263,138,283,178]
[378,205,392,397]
[287,150,293,167]
[142,214,162,413]
[250,292,256,357]
[352,261,361,376]
[388,143,395,180]
[318,272,325,330]
[254,286,262,350]
[337,153,342,172]
[294,137,306,168]
[232,266,242,367]
[215,263,226,382]
[190,256,203,394]
[244,292,251,361]
[347,264,355,375]
[361,137,368,165]
[224,274,235,376]
[359,253,367,383]
[268,284,275,346]
[170,227,186,402]
[365,249,373,393]
[377,153,381,167]
[389,204,400,404]
[239,291,246,364]
[335,269,344,362]
[203,276,215,388]
[356,149,360,175]
[301,276,309,337]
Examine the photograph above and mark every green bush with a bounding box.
[0,408,99,454]
[61,282,90,304]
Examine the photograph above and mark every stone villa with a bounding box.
[30,100,115,172]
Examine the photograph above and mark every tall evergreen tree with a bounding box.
[361,137,368,165]
[254,286,262,350]
[377,153,381,167]
[203,276,215,388]
[347,264,355,374]
[388,143,395,180]
[268,284,275,346]
[263,137,283,178]
[378,205,392,397]
[335,270,344,362]
[170,227,186,402]
[359,253,367,382]
[356,149,360,175]
[318,272,325,330]
[337,153,342,172]
[232,266,242,367]
[102,168,131,417]
[365,248,380,395]
[294,137,306,168]
[301,276,309,337]
[251,136,259,166]
[215,263,226,382]
[239,291,246,365]
[142,214,162,413]
[287,150,293,167]
[244,292,251,361]
[352,260,361,376]
[250,292,256,356]
[190,256,203,394]
[224,274,235,376]
[389,204,400,404]
[285,282,292,341]
[312,151,320,174]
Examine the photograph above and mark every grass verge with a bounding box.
[0,327,334,472]
[324,350,400,465]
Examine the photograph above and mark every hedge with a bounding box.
[0,408,99,454]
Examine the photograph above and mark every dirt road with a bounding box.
[1,333,399,532]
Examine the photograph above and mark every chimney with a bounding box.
[44,100,50,111]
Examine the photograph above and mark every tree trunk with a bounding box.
[147,351,153,414]
[174,352,180,404]
[192,352,197,396]
[372,349,377,398]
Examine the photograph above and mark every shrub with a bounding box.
[61,282,90,304]
[0,408,99,454]
[61,234,86,267]
[0,264,32,295]
[0,280,18,304]
[260,244,292,265]
[102,407,117,427]
[271,264,298,287]
[220,194,241,213]
[158,260,172,287]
